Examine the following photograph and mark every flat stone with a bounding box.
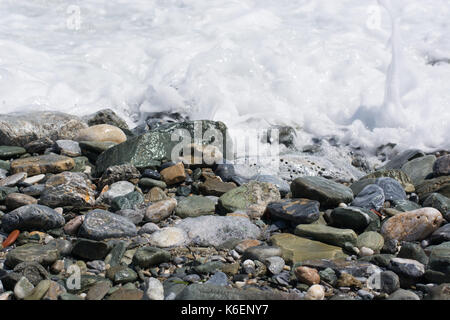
[84,109,129,130]
[0,172,27,187]
[78,209,137,240]
[40,171,95,207]
[397,242,428,265]
[110,191,144,212]
[107,288,143,300]
[10,154,75,177]
[1,204,65,232]
[72,239,109,261]
[145,198,177,223]
[387,289,420,300]
[294,224,357,248]
[267,199,320,225]
[361,169,414,193]
[199,178,236,196]
[423,193,450,215]
[96,181,135,205]
[381,208,445,241]
[114,209,144,225]
[5,193,38,210]
[0,146,26,160]
[14,277,35,300]
[241,246,282,261]
[132,247,171,268]
[176,283,299,300]
[401,155,436,185]
[218,180,281,214]
[356,231,384,252]
[270,233,347,264]
[5,244,60,268]
[55,140,81,157]
[76,124,126,144]
[0,111,87,147]
[382,149,426,170]
[430,224,450,244]
[374,177,407,201]
[23,174,45,185]
[145,277,164,300]
[106,265,138,284]
[23,280,51,300]
[86,281,112,300]
[97,164,140,190]
[389,257,425,279]
[351,184,385,211]
[138,178,167,190]
[433,155,450,177]
[149,227,189,248]
[330,206,380,233]
[176,215,261,247]
[251,175,290,197]
[416,176,450,200]
[290,176,354,208]
[175,195,216,218]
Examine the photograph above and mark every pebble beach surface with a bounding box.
[0,110,449,301]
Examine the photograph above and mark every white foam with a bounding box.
[0,0,449,154]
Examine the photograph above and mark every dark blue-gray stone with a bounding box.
[205,271,229,286]
[330,206,380,233]
[351,184,385,210]
[430,224,450,245]
[1,204,65,232]
[214,164,235,182]
[267,199,320,225]
[78,209,137,240]
[423,193,450,215]
[375,177,406,201]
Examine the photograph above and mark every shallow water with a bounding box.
[0,0,449,154]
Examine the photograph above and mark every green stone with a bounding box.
[106,265,138,284]
[94,120,232,175]
[24,280,51,300]
[0,159,10,170]
[106,241,129,267]
[391,199,421,212]
[423,193,450,215]
[138,178,167,189]
[218,181,280,213]
[0,146,26,160]
[5,244,60,269]
[401,155,436,186]
[294,224,357,248]
[71,156,88,173]
[175,195,216,218]
[193,261,224,274]
[356,231,384,252]
[0,186,18,201]
[330,206,380,233]
[132,247,171,268]
[270,233,347,264]
[110,191,144,212]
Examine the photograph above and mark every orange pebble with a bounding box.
[2,230,20,248]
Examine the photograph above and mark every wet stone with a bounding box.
[351,184,385,211]
[267,199,320,225]
[1,204,65,233]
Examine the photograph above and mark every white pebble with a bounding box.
[305,284,325,300]
[359,247,374,257]
[145,277,164,300]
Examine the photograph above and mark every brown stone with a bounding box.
[145,198,177,223]
[294,266,321,285]
[63,215,85,235]
[43,281,66,300]
[10,154,75,176]
[235,239,262,253]
[336,273,363,288]
[107,288,143,300]
[160,162,186,185]
[145,187,168,203]
[5,193,38,210]
[86,281,111,300]
[76,124,126,144]
[381,208,445,242]
[199,178,237,196]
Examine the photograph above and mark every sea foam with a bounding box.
[0,0,449,155]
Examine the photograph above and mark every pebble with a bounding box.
[264,256,285,275]
[145,277,164,300]
[294,266,321,285]
[305,285,325,300]
[76,124,127,144]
